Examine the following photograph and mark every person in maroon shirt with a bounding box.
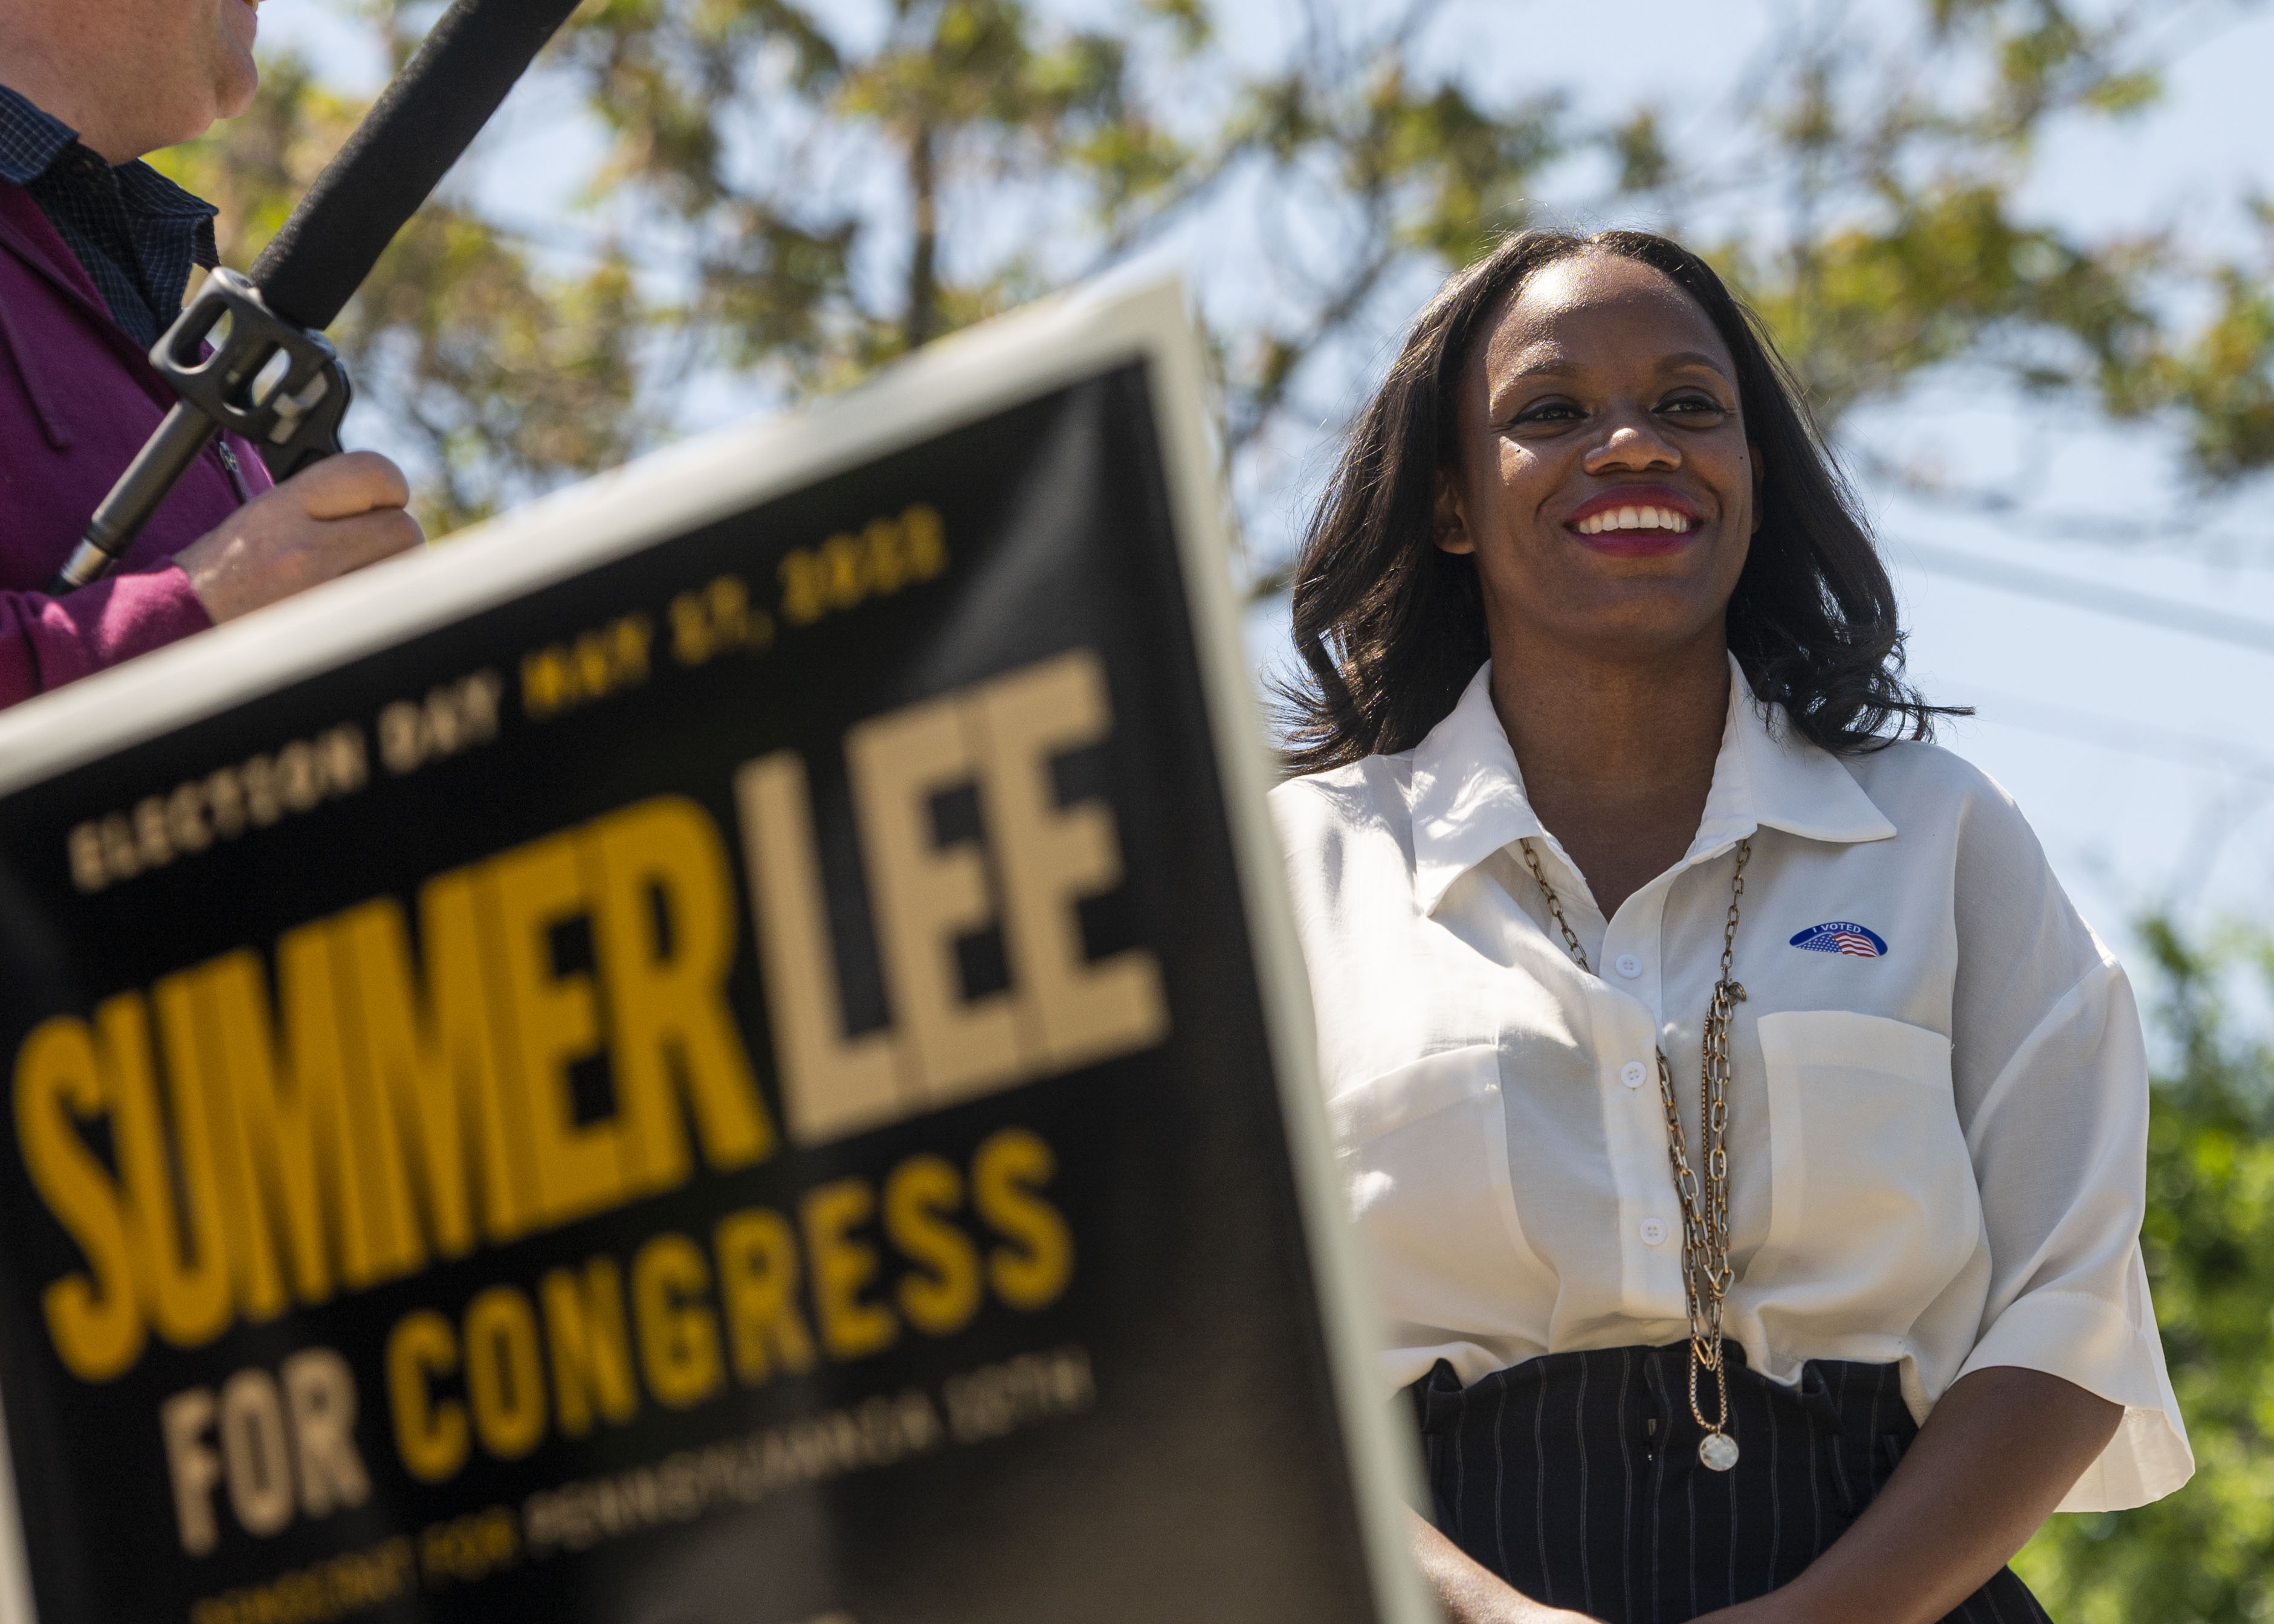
[0,0,422,710]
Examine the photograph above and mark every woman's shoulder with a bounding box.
[1833,733,2034,840]
[1268,751,1419,843]
[1267,752,1429,919]
[1836,733,2096,946]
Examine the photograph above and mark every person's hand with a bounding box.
[175,450,423,624]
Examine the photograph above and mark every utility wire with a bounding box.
[1898,545,2274,782]
[1959,689,2274,787]
[1894,540,2274,655]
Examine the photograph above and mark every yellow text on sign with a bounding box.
[522,614,654,720]
[13,796,776,1381]
[737,648,1168,1146]
[382,1127,1070,1484]
[777,504,946,629]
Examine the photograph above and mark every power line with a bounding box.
[1895,540,2274,656]
[1960,689,2274,787]
[1890,544,2274,781]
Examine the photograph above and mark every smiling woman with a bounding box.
[1282,230,1952,781]
[1270,231,2192,1624]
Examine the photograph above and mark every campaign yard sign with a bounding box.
[0,283,1425,1624]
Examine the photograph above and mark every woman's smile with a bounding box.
[1564,483,1702,555]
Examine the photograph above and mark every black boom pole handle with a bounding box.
[50,0,586,594]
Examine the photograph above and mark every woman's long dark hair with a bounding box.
[1279,228,1961,770]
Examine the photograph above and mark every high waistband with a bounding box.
[1409,1342,2050,1624]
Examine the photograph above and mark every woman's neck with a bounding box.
[1488,630,1731,919]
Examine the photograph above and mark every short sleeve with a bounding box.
[1948,788,2192,1510]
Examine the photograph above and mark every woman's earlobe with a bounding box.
[1433,474,1475,555]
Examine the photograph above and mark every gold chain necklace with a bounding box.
[1520,836,1751,1472]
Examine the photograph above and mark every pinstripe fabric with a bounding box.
[1413,1344,2055,1624]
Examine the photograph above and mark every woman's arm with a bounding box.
[1410,1510,1601,1624]
[1709,1366,2121,1624]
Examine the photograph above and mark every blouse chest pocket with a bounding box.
[1752,1011,1983,1320]
[1328,1043,1553,1335]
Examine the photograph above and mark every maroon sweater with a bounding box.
[0,179,273,707]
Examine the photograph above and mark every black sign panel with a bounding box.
[0,289,1416,1624]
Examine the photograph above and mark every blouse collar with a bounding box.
[1409,656,1898,917]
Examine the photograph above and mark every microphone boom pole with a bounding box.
[50,0,587,594]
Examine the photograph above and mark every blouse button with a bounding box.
[1615,952,1643,978]
[1620,1060,1648,1089]
[1639,1217,1668,1245]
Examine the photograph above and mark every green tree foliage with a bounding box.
[151,19,644,530]
[1647,0,2269,498]
[2012,915,2274,1622]
[151,0,2274,552]
[548,0,1566,513]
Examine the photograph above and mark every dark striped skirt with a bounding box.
[1410,1343,2052,1624]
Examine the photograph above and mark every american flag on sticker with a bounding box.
[1789,921,1888,958]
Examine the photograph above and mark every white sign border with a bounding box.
[0,277,1432,1624]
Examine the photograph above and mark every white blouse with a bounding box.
[1270,659,2192,1512]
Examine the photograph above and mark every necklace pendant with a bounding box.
[1698,1431,1739,1472]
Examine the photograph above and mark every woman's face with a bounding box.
[1437,253,1759,667]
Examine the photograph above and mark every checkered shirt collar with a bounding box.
[0,80,218,237]
[0,80,80,186]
